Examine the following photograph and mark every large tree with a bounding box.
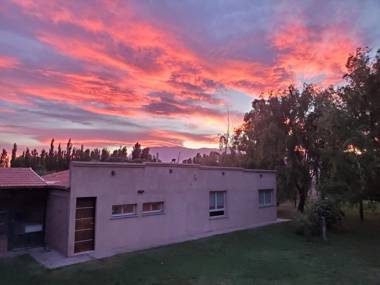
[319,48,380,220]
[234,85,325,212]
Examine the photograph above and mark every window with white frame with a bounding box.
[258,189,274,206]
[142,202,164,214]
[112,204,137,217]
[209,191,226,217]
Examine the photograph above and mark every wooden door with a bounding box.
[74,197,96,253]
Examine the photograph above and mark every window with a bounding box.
[259,189,274,206]
[142,202,164,214]
[112,204,137,217]
[209,191,226,217]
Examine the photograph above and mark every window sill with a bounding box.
[141,211,165,217]
[110,214,138,220]
[209,215,228,220]
[259,204,276,208]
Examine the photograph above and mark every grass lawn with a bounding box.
[0,209,379,285]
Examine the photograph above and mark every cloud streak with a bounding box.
[0,56,18,68]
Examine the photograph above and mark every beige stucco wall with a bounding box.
[45,190,69,254]
[66,162,277,258]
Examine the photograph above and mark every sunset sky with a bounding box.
[1,0,380,150]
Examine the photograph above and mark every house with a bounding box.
[1,162,277,259]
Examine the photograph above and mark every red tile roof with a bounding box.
[42,170,70,189]
[0,168,47,189]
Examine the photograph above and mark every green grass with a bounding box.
[0,210,379,285]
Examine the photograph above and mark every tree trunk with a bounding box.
[356,160,365,222]
[296,184,306,213]
[321,217,327,241]
[297,194,305,213]
[359,199,364,222]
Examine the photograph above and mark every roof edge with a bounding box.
[29,167,48,184]
[70,161,276,173]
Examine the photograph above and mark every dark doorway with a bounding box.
[74,197,96,253]
[0,190,47,250]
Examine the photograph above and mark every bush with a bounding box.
[294,212,314,238]
[294,198,344,238]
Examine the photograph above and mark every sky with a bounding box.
[1,0,380,151]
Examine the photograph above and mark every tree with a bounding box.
[101,148,110,161]
[192,153,202,164]
[79,145,84,160]
[24,148,31,167]
[342,48,380,206]
[84,148,91,161]
[57,143,63,170]
[47,138,55,171]
[109,146,128,161]
[0,149,9,168]
[11,143,17,167]
[317,48,380,220]
[131,142,142,160]
[141,147,151,161]
[91,148,101,161]
[66,139,73,166]
[117,146,128,161]
[234,85,322,212]
[40,149,47,171]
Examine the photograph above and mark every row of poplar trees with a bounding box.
[1,141,156,174]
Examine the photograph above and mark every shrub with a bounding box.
[294,212,314,238]
[294,198,344,239]
[311,199,344,227]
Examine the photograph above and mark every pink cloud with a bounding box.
[0,56,19,69]
[271,23,359,86]
[0,0,367,148]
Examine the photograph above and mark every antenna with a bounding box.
[226,107,230,154]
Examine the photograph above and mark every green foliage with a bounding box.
[294,199,344,237]
[185,150,245,167]
[310,199,344,227]
[365,200,379,212]
[232,85,323,211]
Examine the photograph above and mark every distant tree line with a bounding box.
[0,140,158,175]
[189,48,380,219]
